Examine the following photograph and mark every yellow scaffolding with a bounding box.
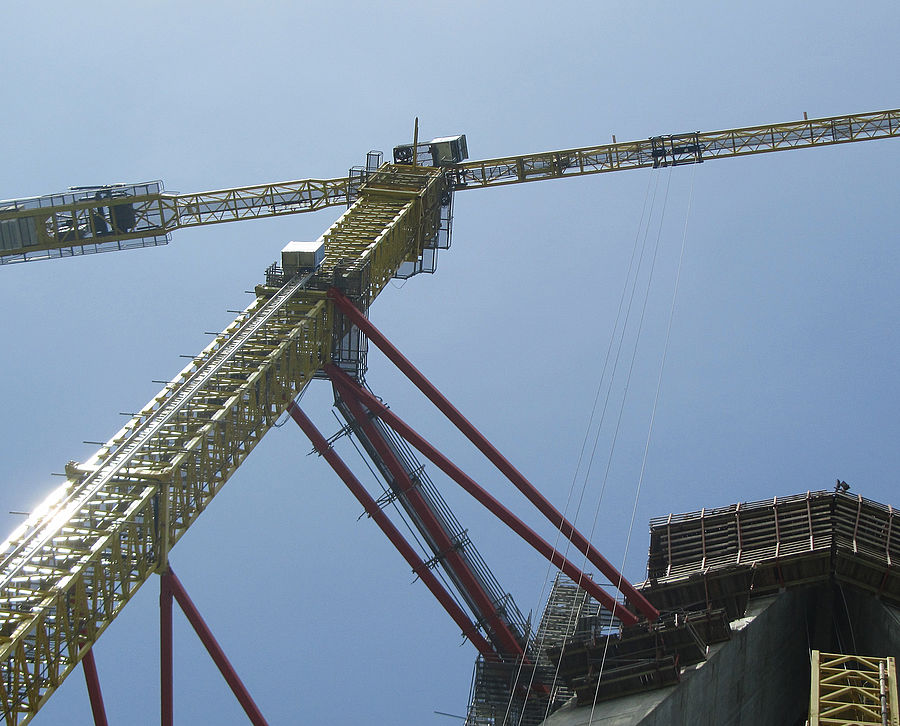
[810,651,900,726]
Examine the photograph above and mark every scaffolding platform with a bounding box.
[642,490,900,617]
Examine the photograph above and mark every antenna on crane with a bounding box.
[412,117,419,168]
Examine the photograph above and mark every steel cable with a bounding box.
[500,169,661,725]
[586,162,695,724]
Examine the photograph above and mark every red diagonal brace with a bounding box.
[327,365,638,627]
[82,648,109,726]
[328,288,659,622]
[333,381,526,659]
[287,400,498,661]
[161,573,174,726]
[161,567,269,726]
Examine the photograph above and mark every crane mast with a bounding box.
[0,108,897,724]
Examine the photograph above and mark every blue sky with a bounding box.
[1,2,898,724]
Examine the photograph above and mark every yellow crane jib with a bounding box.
[447,108,900,189]
[3,110,898,266]
[0,182,171,264]
[0,177,351,265]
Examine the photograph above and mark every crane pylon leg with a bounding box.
[286,400,498,660]
[159,567,269,726]
[160,574,174,726]
[327,288,660,622]
[326,365,637,626]
[81,648,109,726]
[331,383,526,659]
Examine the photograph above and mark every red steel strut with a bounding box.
[327,288,659,622]
[82,648,109,726]
[160,567,269,726]
[327,365,638,627]
[333,382,526,659]
[287,400,499,661]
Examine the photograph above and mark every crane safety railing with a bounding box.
[334,393,530,641]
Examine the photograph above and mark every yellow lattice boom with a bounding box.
[2,109,897,265]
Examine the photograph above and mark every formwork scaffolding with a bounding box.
[506,490,900,722]
[465,573,614,726]
[642,490,900,618]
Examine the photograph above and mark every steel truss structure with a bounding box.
[0,178,351,264]
[0,108,897,724]
[0,164,446,724]
[2,109,898,265]
[810,651,899,726]
[466,574,604,726]
[450,108,900,189]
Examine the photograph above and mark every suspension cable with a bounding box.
[535,171,663,720]
[507,170,663,723]
[586,162,695,725]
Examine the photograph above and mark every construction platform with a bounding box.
[466,489,900,726]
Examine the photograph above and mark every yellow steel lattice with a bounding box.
[810,651,900,726]
[0,165,446,724]
[452,109,900,190]
[4,109,896,265]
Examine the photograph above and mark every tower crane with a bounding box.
[0,108,897,725]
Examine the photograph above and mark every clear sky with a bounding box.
[1,2,898,724]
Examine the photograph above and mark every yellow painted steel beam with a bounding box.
[168,176,351,229]
[451,108,900,190]
[810,651,900,726]
[0,177,350,264]
[0,165,446,725]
